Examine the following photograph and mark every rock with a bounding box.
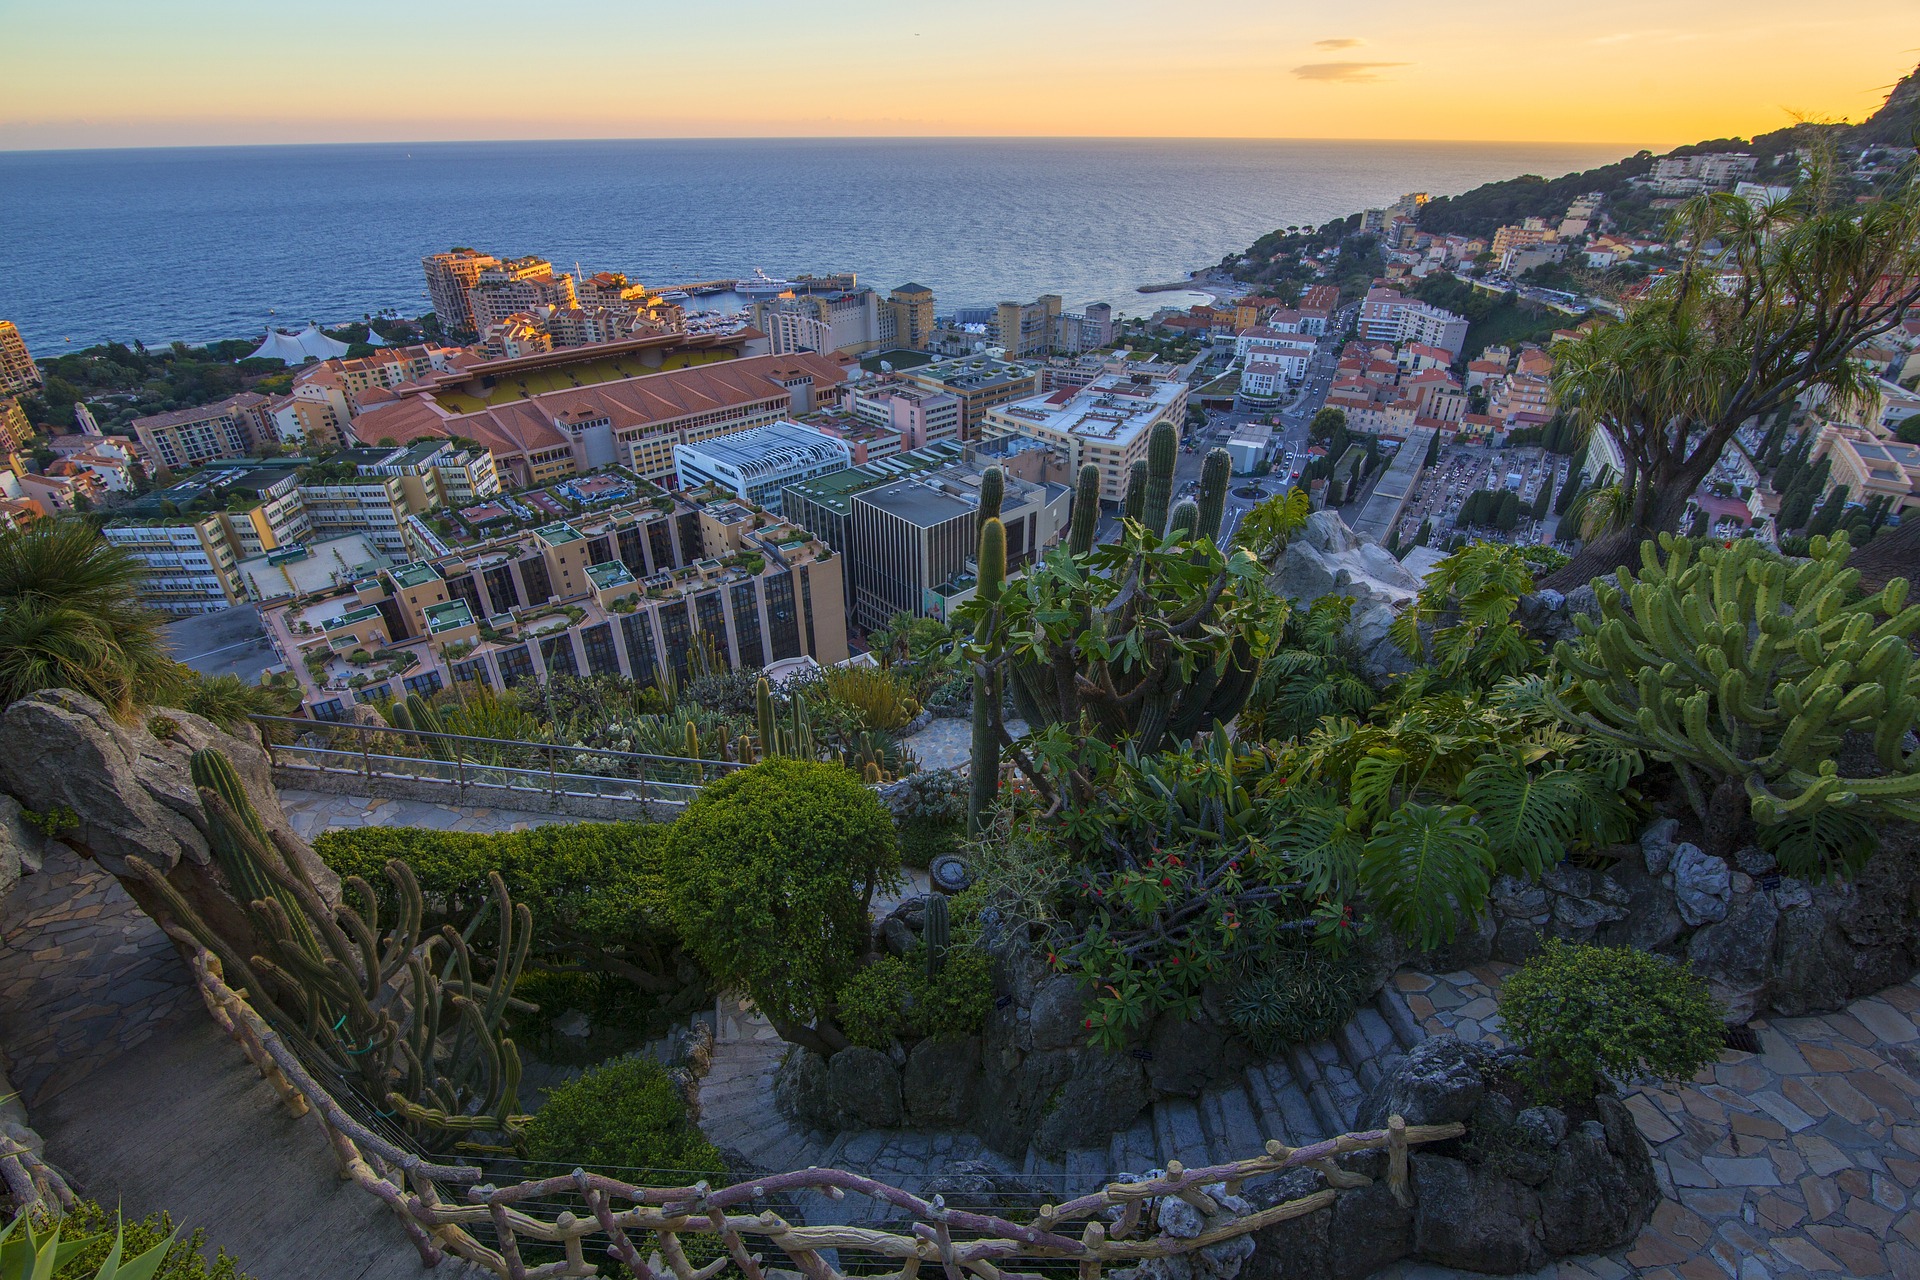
[1146,1011,1253,1096]
[1593,862,1686,954]
[920,1160,1042,1210]
[1028,977,1090,1052]
[1266,512,1424,679]
[1491,917,1545,965]
[1489,874,1549,921]
[1034,1050,1153,1158]
[1410,908,1496,973]
[881,915,916,957]
[0,795,47,896]
[553,1009,591,1038]
[1357,1037,1497,1130]
[1641,818,1681,875]
[1518,1105,1569,1147]
[1688,891,1781,1023]
[1244,1156,1413,1280]
[1769,905,1854,1017]
[1536,1103,1659,1256]
[1774,878,1813,910]
[826,1046,903,1128]
[1411,1154,1547,1275]
[772,1048,834,1129]
[1733,846,1777,876]
[1517,585,1600,645]
[1670,843,1731,926]
[903,1035,982,1127]
[1159,1195,1208,1239]
[972,1047,1075,1156]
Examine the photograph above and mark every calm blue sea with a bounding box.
[0,138,1626,351]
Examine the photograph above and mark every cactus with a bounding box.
[1123,458,1150,524]
[683,720,701,760]
[756,677,777,753]
[405,693,454,761]
[977,465,1004,531]
[1069,463,1101,556]
[1195,447,1231,543]
[922,892,950,976]
[968,516,1006,835]
[190,747,320,958]
[1166,499,1200,542]
[1546,533,1920,872]
[1142,421,1177,535]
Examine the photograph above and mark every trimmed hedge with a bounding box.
[521,1054,726,1177]
[836,947,994,1050]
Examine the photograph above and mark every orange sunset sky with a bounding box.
[0,0,1914,151]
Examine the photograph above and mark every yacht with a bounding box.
[658,290,691,302]
[735,268,796,298]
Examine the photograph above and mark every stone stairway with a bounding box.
[694,983,1428,1210]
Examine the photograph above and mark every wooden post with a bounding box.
[1078,1221,1105,1280]
[1387,1114,1413,1208]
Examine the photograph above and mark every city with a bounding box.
[2,16,1920,1280]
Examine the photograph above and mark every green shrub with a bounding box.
[314,822,696,1002]
[1499,940,1724,1104]
[665,759,899,1052]
[836,947,994,1050]
[53,1200,252,1278]
[1223,945,1374,1054]
[897,818,961,869]
[522,1054,726,1178]
[510,967,677,1066]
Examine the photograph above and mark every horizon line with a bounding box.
[0,133,1657,158]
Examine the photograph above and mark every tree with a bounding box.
[1804,483,1850,537]
[1423,431,1441,468]
[1531,480,1553,522]
[1554,468,1584,517]
[0,519,183,718]
[1546,152,1920,587]
[1414,517,1433,547]
[665,759,900,1055]
[1309,407,1347,443]
[1494,489,1521,531]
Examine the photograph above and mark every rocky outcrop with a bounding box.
[1246,1039,1656,1278]
[0,689,337,951]
[1266,512,1423,678]
[1483,817,1920,1023]
[0,796,48,900]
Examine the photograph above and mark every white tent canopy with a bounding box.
[248,323,351,363]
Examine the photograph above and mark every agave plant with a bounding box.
[0,1210,172,1280]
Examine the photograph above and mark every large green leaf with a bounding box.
[1358,804,1494,950]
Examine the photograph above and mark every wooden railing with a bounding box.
[184,942,1463,1280]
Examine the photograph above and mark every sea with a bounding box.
[0,138,1628,352]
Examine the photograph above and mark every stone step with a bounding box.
[1334,1019,1382,1092]
[1285,1044,1347,1140]
[1154,1097,1210,1168]
[1376,987,1426,1050]
[1321,1060,1365,1129]
[1207,1082,1265,1166]
[1111,1114,1157,1177]
[1064,1146,1109,1192]
[1242,1061,1309,1148]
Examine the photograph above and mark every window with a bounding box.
[541,632,579,678]
[659,601,695,679]
[648,519,676,572]
[800,566,817,656]
[617,526,645,574]
[619,612,658,685]
[311,698,345,721]
[587,536,611,565]
[694,591,729,665]
[677,512,704,562]
[730,582,763,668]
[765,571,800,660]
[581,622,620,676]
[451,656,492,689]
[403,671,443,698]
[495,644,535,686]
[483,564,520,613]
[519,554,553,605]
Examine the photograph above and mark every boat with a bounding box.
[735,268,796,298]
[658,290,691,302]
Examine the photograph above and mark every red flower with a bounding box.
[1162,877,1172,887]
[1084,1017,1093,1028]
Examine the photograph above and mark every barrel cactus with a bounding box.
[1546,533,1920,874]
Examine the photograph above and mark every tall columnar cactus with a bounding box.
[977,465,1004,531]
[1546,533,1920,871]
[1069,463,1101,556]
[190,747,320,958]
[1123,458,1150,524]
[404,693,454,761]
[683,720,701,760]
[1142,421,1177,535]
[1166,499,1200,542]
[968,516,1007,834]
[756,676,778,754]
[922,892,950,977]
[1195,447,1231,543]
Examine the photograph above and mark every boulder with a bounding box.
[0,796,47,897]
[902,1036,982,1127]
[920,1160,1042,1212]
[1670,843,1731,926]
[1515,585,1600,645]
[772,1048,834,1130]
[1028,977,1091,1052]
[1032,1050,1153,1158]
[1146,1010,1254,1096]
[1640,817,1681,876]
[826,1046,903,1128]
[1356,1037,1497,1130]
[1537,1104,1659,1256]
[1410,1154,1548,1275]
[972,1046,1076,1156]
[1593,862,1687,954]
[1244,1156,1412,1280]
[1688,891,1781,1023]
[1266,512,1423,678]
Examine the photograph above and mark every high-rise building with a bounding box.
[754,290,883,356]
[468,257,577,334]
[994,295,1063,358]
[879,284,937,351]
[846,383,962,451]
[0,397,30,452]
[0,322,40,395]
[979,372,1189,505]
[895,354,1043,441]
[422,250,499,338]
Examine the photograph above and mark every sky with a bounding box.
[0,0,1914,151]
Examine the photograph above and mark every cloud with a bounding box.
[1291,61,1409,83]
[1314,37,1364,50]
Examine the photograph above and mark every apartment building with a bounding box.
[260,490,849,718]
[1490,220,1555,261]
[468,257,577,335]
[350,350,850,489]
[1649,152,1757,196]
[0,322,40,395]
[979,372,1188,504]
[293,344,470,415]
[754,289,884,356]
[674,421,853,506]
[896,354,1043,441]
[845,382,962,452]
[993,295,1064,358]
[102,515,244,616]
[1817,423,1920,514]
[1234,328,1317,380]
[879,284,937,351]
[781,442,968,571]
[0,397,30,452]
[132,392,276,471]
[423,250,499,337]
[481,315,555,360]
[848,462,1070,629]
[1355,289,1470,360]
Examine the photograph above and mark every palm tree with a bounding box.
[1546,144,1920,586]
[0,520,183,717]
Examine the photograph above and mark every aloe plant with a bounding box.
[0,1210,171,1280]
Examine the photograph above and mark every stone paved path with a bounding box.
[1384,966,1920,1280]
[279,787,574,843]
[899,716,1027,772]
